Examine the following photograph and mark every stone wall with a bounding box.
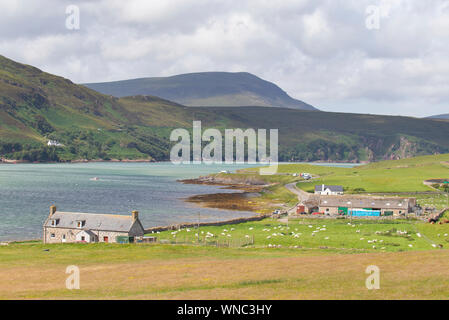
[145,214,270,234]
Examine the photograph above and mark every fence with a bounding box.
[158,235,255,248]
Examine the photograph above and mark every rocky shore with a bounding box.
[179,174,274,212]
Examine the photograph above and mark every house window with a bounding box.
[76,220,86,228]
[50,233,55,238]
[50,219,59,226]
[103,236,109,243]
[62,234,66,240]
[81,236,85,241]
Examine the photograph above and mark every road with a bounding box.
[285,182,312,203]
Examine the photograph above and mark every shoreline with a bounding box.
[0,158,368,165]
[0,158,160,165]
[179,175,274,213]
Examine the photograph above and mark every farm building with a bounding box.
[43,206,145,244]
[314,184,344,195]
[304,196,416,216]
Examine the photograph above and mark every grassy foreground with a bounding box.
[3,216,449,299]
[1,240,449,299]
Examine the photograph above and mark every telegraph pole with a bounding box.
[347,201,353,223]
[197,212,201,244]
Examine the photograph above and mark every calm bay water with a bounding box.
[0,162,357,241]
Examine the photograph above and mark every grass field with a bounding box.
[2,240,449,299]
[289,154,449,193]
[153,217,449,252]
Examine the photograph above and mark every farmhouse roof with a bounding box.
[319,196,411,209]
[44,211,138,232]
[315,185,344,192]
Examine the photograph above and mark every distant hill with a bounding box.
[427,114,449,120]
[84,72,317,110]
[2,54,449,163]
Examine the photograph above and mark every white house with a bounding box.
[315,184,344,195]
[47,140,64,147]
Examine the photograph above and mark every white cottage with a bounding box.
[314,184,344,195]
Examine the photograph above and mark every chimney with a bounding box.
[322,184,325,192]
[50,205,57,216]
[132,210,139,221]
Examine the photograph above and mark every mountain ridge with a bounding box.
[427,113,449,120]
[83,71,317,111]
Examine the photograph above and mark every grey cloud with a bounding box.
[0,0,448,117]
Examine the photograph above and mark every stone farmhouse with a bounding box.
[305,196,416,216]
[43,206,145,244]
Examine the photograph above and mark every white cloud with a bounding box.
[0,0,448,117]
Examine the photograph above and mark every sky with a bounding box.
[0,0,448,117]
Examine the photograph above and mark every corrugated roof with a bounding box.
[318,196,411,209]
[44,211,136,232]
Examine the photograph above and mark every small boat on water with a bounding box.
[89,177,100,181]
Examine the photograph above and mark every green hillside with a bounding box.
[84,72,317,110]
[1,55,449,162]
[272,153,449,193]
[0,55,186,161]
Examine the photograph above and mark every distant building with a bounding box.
[47,140,64,147]
[306,196,417,216]
[315,184,344,195]
[43,206,145,244]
